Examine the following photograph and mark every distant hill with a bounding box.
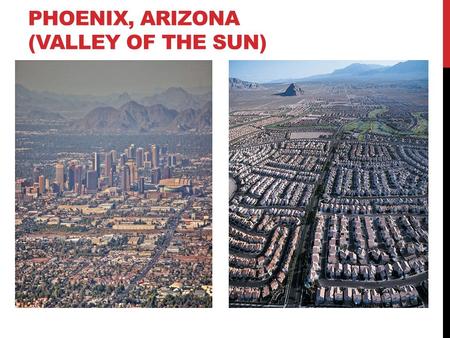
[140,87,211,111]
[277,83,304,96]
[329,63,387,76]
[15,84,130,117]
[23,110,66,121]
[381,60,428,76]
[229,77,262,90]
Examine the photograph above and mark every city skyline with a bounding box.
[36,143,182,196]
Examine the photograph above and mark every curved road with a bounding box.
[229,176,237,200]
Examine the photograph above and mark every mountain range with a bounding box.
[230,61,428,87]
[140,87,210,111]
[73,100,211,133]
[16,85,212,133]
[15,84,133,117]
[291,60,428,82]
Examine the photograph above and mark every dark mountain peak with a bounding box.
[278,83,304,96]
[84,106,120,122]
[74,106,121,130]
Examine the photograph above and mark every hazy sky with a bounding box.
[16,61,212,95]
[230,60,402,83]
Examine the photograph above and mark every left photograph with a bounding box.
[15,60,212,308]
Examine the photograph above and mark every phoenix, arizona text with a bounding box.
[28,10,266,54]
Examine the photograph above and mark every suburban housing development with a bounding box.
[229,61,428,308]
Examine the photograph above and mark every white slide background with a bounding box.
[0,1,443,337]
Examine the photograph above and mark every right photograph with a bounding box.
[228,60,428,308]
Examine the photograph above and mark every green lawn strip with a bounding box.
[343,119,399,137]
[410,112,428,136]
[368,106,388,119]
